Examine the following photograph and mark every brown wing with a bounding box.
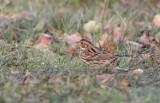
[80,46,100,59]
[80,46,118,60]
[98,49,119,60]
[80,47,119,67]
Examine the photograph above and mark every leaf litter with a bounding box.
[1,2,160,102]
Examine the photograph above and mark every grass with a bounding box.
[0,0,160,103]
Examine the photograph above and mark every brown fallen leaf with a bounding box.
[153,14,160,27]
[83,20,102,32]
[61,32,82,55]
[63,46,78,55]
[103,41,116,51]
[104,23,113,30]
[35,32,52,45]
[61,32,82,46]
[139,33,152,45]
[112,26,123,43]
[117,78,129,87]
[138,30,160,48]
[83,33,93,41]
[33,32,53,51]
[96,32,109,47]
[139,30,157,45]
[44,30,60,44]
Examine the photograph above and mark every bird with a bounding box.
[78,38,130,68]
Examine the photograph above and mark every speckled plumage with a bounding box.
[79,38,119,68]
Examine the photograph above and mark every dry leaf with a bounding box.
[103,41,116,51]
[112,26,122,43]
[153,14,160,27]
[104,23,112,30]
[35,33,52,45]
[117,78,129,87]
[61,32,82,46]
[96,31,116,51]
[139,32,152,45]
[61,32,82,55]
[61,33,82,55]
[96,32,109,47]
[83,20,102,32]
[63,46,78,55]
[44,30,60,44]
[83,33,93,41]
[34,33,53,50]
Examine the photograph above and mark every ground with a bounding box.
[0,0,160,103]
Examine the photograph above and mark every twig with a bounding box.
[114,67,129,72]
